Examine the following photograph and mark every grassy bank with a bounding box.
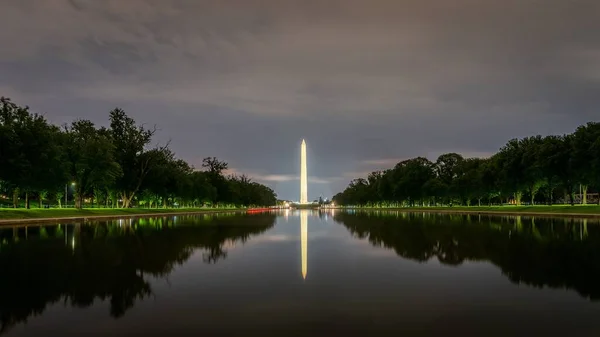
[343,205,600,216]
[0,207,242,221]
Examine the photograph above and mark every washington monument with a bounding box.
[300,139,308,204]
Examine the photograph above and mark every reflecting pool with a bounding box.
[1,210,600,336]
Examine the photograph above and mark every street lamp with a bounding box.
[65,182,75,208]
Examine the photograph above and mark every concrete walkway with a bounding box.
[345,208,600,219]
[0,209,244,226]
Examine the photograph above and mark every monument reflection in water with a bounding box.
[301,211,307,279]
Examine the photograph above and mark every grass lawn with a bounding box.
[347,205,600,215]
[0,207,242,220]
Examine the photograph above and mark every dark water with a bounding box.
[2,210,600,337]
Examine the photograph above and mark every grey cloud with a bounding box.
[66,0,85,11]
[1,0,599,200]
[79,38,155,75]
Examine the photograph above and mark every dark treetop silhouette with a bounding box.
[0,97,276,210]
[334,123,600,207]
[334,211,600,301]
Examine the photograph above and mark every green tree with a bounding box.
[38,190,48,208]
[480,157,501,205]
[188,171,217,207]
[202,157,230,205]
[520,136,546,204]
[92,186,107,208]
[109,108,167,208]
[454,158,487,206]
[435,153,464,203]
[572,122,600,204]
[537,135,575,205]
[394,158,434,206]
[55,190,64,208]
[423,177,447,206]
[0,97,65,208]
[495,139,528,205]
[63,120,122,209]
[366,170,385,204]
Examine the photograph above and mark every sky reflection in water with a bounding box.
[1,210,600,337]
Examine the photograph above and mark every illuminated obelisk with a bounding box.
[301,211,307,279]
[299,139,308,279]
[300,139,308,204]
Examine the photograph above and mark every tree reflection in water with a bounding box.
[0,213,275,334]
[334,211,600,301]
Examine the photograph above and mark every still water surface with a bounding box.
[2,210,600,336]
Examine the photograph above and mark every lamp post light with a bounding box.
[65,182,75,208]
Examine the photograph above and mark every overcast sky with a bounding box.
[1,0,599,200]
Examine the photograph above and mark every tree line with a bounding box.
[333,122,600,206]
[0,97,277,209]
